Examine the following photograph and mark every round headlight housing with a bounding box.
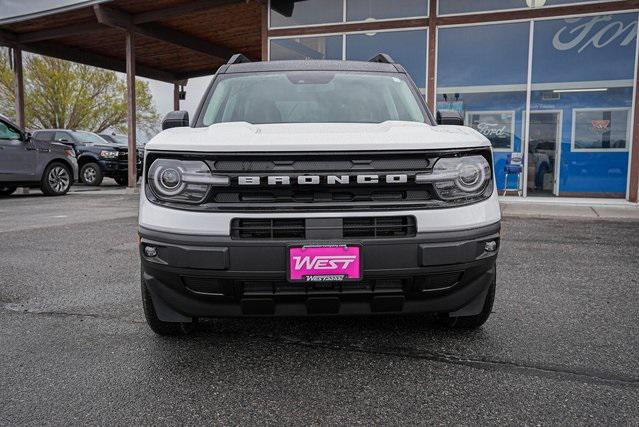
[416,155,492,201]
[456,161,487,192]
[154,166,185,196]
[147,159,229,204]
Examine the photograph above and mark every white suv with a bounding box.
[138,54,501,335]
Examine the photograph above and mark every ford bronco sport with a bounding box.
[139,54,501,335]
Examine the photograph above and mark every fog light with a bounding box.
[484,241,497,252]
[144,245,158,257]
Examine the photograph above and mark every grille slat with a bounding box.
[231,216,416,240]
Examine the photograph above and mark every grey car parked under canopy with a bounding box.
[0,115,78,197]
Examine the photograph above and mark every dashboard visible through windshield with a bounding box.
[197,71,428,126]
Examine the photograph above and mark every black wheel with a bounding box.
[40,163,71,196]
[0,186,17,197]
[437,276,496,329]
[80,162,103,186]
[114,176,128,186]
[141,274,195,336]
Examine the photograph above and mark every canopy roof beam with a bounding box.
[93,5,233,60]
[0,28,178,83]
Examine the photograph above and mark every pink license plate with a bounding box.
[289,245,361,282]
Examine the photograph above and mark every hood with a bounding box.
[96,143,127,151]
[145,121,490,153]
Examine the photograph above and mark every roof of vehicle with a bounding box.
[224,60,402,75]
[33,129,97,133]
[0,113,21,130]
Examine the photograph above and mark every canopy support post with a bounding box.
[173,83,180,111]
[125,31,137,189]
[13,47,25,129]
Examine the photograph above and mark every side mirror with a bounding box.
[436,110,464,126]
[162,110,190,130]
[23,131,32,142]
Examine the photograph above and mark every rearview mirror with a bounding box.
[436,110,464,126]
[162,111,190,130]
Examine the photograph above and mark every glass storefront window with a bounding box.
[270,36,343,60]
[438,0,619,16]
[437,22,530,193]
[530,13,637,197]
[346,0,428,21]
[345,29,427,90]
[270,0,343,28]
[572,108,630,151]
[466,111,515,151]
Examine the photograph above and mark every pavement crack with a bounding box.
[259,334,639,390]
[1,303,141,323]
[4,303,637,389]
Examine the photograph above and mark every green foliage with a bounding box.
[0,48,159,137]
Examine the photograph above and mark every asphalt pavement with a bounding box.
[0,190,638,425]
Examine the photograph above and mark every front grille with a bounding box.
[144,149,493,212]
[343,216,416,238]
[231,216,416,240]
[231,218,305,239]
[208,152,436,211]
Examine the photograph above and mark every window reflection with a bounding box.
[346,30,427,90]
[270,0,343,28]
[531,13,637,197]
[438,0,618,16]
[346,0,427,21]
[573,109,629,150]
[437,22,530,193]
[270,36,343,60]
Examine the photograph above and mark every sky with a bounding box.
[143,76,213,120]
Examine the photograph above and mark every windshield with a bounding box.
[199,71,427,126]
[71,131,108,144]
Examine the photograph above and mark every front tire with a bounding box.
[141,275,195,336]
[40,163,71,196]
[80,162,103,186]
[437,276,496,329]
[0,186,17,197]
[114,176,128,186]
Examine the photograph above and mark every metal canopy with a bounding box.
[0,0,264,83]
[0,0,265,188]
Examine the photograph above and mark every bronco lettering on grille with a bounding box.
[238,174,409,185]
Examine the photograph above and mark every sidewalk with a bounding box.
[499,197,639,221]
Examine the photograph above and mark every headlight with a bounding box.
[100,150,119,159]
[147,159,229,204]
[416,155,492,201]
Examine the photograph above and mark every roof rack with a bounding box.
[227,53,251,65]
[368,53,396,64]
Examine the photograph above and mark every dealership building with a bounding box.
[1,0,639,201]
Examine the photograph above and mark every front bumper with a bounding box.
[139,222,500,320]
[101,160,143,177]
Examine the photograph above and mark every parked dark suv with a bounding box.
[0,115,78,196]
[32,129,142,186]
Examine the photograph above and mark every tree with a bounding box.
[0,48,159,138]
